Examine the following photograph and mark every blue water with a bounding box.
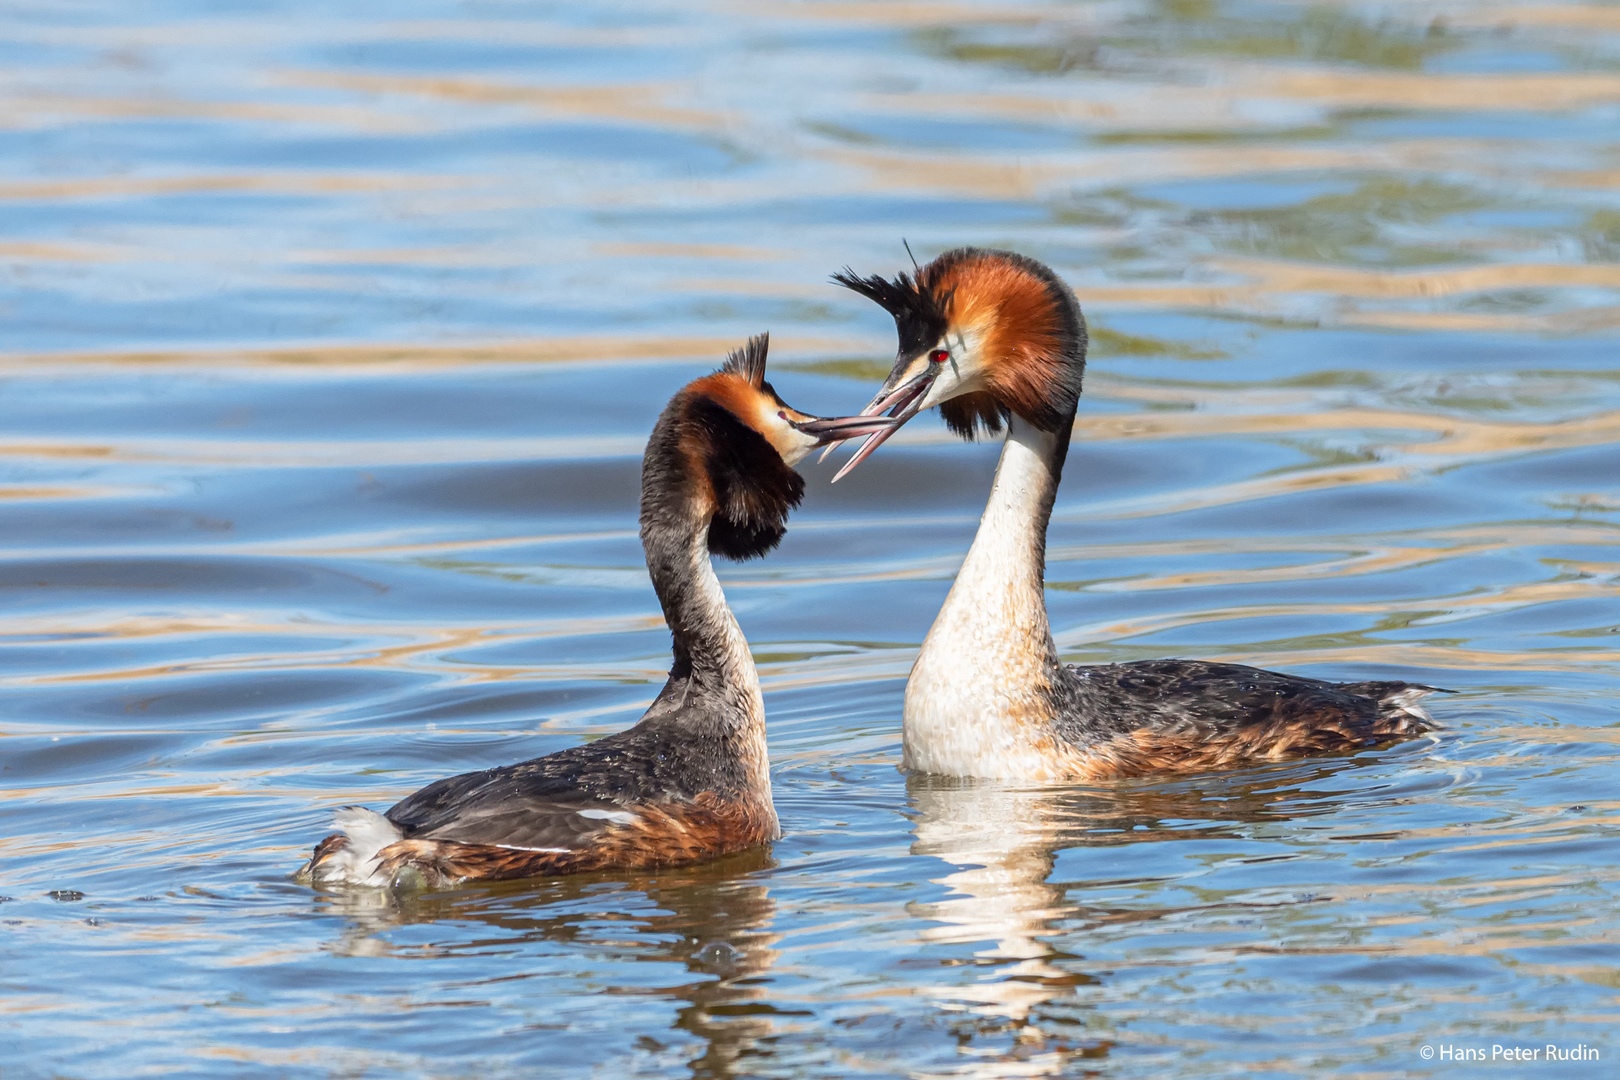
[3,1,1619,1076]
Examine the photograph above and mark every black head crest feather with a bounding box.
[720,332,769,388]
[831,268,948,359]
[640,333,805,564]
[688,395,804,560]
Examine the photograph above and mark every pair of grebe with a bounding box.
[302,250,1439,888]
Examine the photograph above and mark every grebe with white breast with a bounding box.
[827,248,1442,781]
[299,334,896,886]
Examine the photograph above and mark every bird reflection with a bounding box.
[906,757,1382,1075]
[310,849,779,1079]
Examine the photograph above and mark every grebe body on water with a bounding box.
[299,335,896,886]
[829,248,1442,781]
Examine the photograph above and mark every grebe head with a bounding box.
[827,247,1087,479]
[644,333,899,559]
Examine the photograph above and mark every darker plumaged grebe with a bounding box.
[299,335,896,887]
[827,248,1443,781]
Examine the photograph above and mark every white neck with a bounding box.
[902,415,1068,778]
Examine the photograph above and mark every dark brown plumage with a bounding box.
[298,335,897,886]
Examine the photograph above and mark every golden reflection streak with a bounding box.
[0,443,112,459]
[1341,307,1620,333]
[0,173,462,201]
[594,241,788,260]
[375,20,679,47]
[1216,257,1620,299]
[1089,545,1610,594]
[0,485,141,501]
[0,241,121,261]
[8,628,668,689]
[0,611,670,692]
[1237,925,1614,963]
[1552,169,1620,190]
[0,334,865,372]
[875,63,1620,131]
[291,245,535,267]
[1052,522,1620,567]
[749,1,1081,25]
[1,433,649,467]
[1081,261,1620,320]
[1093,462,1418,521]
[0,93,432,134]
[1343,811,1620,851]
[281,70,722,130]
[1057,539,1443,593]
[3,19,668,50]
[1260,69,1620,112]
[1219,643,1620,675]
[1059,577,1620,651]
[1063,404,1620,520]
[817,136,1545,202]
[307,528,638,558]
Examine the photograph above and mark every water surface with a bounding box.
[3,1,1619,1076]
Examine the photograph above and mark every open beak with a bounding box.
[790,412,902,446]
[816,360,939,482]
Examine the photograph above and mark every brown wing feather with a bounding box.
[375,792,776,885]
[1048,659,1438,780]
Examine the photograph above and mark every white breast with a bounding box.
[902,418,1069,780]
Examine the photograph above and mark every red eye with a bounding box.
[929,349,949,364]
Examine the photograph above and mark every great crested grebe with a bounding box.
[827,248,1442,781]
[299,334,897,887]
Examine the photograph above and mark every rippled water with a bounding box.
[4,1,1620,1076]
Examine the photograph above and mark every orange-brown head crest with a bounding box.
[642,334,805,561]
[836,247,1087,438]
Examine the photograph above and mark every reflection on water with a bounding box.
[3,0,1619,1076]
[904,762,1388,1076]
[316,852,782,1079]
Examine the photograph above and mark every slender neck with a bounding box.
[953,414,1067,669]
[904,412,1071,762]
[640,505,761,706]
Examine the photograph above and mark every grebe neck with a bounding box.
[902,414,1071,776]
[968,414,1066,623]
[642,516,760,704]
[639,507,773,804]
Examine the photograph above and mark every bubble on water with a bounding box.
[693,940,742,971]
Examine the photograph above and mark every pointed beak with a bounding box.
[816,359,939,482]
[790,412,902,446]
